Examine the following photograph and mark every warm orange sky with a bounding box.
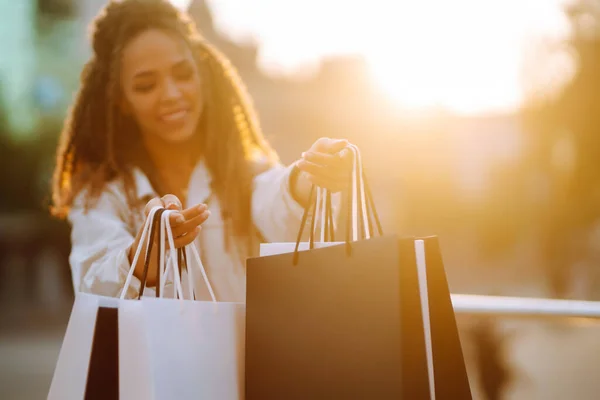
[172,0,574,115]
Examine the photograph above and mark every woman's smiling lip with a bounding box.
[159,107,189,123]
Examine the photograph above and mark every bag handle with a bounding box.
[161,210,217,302]
[160,210,185,299]
[315,187,336,242]
[292,145,382,265]
[348,144,371,240]
[141,208,166,299]
[121,206,164,299]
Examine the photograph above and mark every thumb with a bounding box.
[327,139,350,154]
[144,197,165,217]
[161,194,183,211]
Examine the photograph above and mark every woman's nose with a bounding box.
[162,78,182,100]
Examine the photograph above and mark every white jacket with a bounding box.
[68,161,308,302]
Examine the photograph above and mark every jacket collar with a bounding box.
[131,160,212,208]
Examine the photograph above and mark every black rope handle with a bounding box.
[292,184,316,265]
[291,145,383,265]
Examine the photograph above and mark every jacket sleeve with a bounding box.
[68,188,143,298]
[252,163,341,243]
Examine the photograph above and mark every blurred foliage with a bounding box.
[522,0,600,297]
[0,87,60,213]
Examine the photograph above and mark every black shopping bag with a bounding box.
[245,149,471,399]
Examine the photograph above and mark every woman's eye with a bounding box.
[133,83,155,93]
[174,67,193,81]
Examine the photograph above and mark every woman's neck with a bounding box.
[140,133,202,202]
[142,134,201,171]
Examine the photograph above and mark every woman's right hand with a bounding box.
[128,194,211,288]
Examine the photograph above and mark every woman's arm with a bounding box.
[251,163,309,243]
[251,163,342,243]
[69,190,209,297]
[251,138,353,243]
[68,188,142,298]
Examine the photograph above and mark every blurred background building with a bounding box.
[1,0,600,399]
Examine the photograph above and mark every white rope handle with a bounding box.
[162,210,216,302]
[348,144,370,241]
[187,241,217,303]
[121,206,161,299]
[319,187,327,242]
[314,186,329,242]
[159,209,167,297]
[120,207,212,301]
[184,245,195,300]
[162,210,185,300]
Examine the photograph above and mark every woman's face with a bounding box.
[120,29,203,144]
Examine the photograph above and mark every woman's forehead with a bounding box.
[121,29,193,77]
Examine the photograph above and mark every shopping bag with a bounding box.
[118,299,154,400]
[48,207,170,400]
[245,146,471,399]
[139,208,246,400]
[48,293,156,400]
[141,298,245,399]
[48,293,115,399]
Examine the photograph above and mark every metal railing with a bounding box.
[451,294,600,319]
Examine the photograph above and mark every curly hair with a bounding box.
[51,0,278,254]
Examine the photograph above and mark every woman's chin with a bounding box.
[159,128,196,144]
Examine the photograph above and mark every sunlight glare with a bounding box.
[168,0,193,12]
[208,0,571,115]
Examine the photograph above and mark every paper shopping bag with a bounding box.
[140,297,246,400]
[48,293,111,400]
[48,207,167,400]
[131,208,246,400]
[48,293,153,400]
[118,299,154,400]
[245,146,471,399]
[246,236,472,400]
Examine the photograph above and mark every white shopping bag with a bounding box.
[48,293,112,400]
[47,292,153,400]
[141,298,245,400]
[49,207,172,400]
[137,208,245,400]
[119,299,154,399]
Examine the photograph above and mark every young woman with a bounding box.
[51,0,353,301]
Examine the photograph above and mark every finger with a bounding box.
[301,151,346,168]
[161,194,182,210]
[313,138,349,153]
[180,203,209,220]
[338,147,355,164]
[171,210,211,238]
[168,211,186,227]
[326,139,350,153]
[296,160,349,181]
[144,197,165,216]
[173,227,201,248]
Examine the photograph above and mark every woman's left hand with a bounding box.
[295,137,354,193]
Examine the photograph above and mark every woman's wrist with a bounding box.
[289,162,312,207]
